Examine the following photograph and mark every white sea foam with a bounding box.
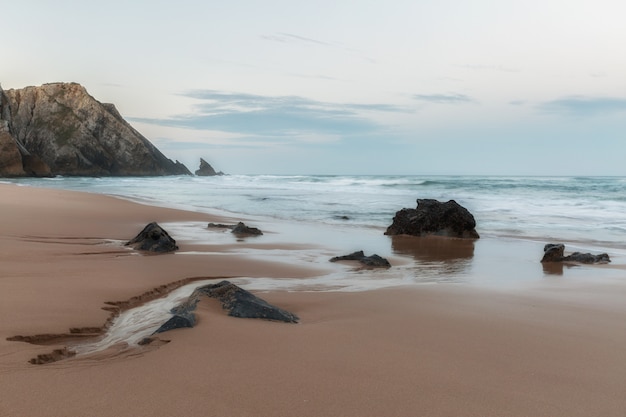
[72,282,206,355]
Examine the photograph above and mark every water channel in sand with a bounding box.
[70,271,416,358]
[71,279,217,356]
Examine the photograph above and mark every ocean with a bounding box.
[5,175,626,245]
[6,174,625,355]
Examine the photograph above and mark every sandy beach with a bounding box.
[1,183,626,417]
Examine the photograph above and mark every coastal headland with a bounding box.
[0,82,196,177]
[1,183,626,416]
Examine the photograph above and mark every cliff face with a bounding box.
[0,86,26,176]
[0,128,25,176]
[0,82,190,177]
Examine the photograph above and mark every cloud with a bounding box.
[260,32,333,47]
[153,137,282,151]
[131,90,408,137]
[260,32,376,64]
[454,64,520,73]
[99,82,124,88]
[287,72,343,82]
[539,96,626,116]
[412,93,474,104]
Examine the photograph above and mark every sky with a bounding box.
[2,0,625,175]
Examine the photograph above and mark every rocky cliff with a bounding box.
[0,82,191,176]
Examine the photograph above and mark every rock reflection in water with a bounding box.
[541,261,588,277]
[542,262,565,276]
[390,235,475,283]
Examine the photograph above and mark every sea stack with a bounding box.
[385,199,480,239]
[195,158,224,176]
[0,82,191,177]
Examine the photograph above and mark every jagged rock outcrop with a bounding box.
[126,222,179,253]
[330,250,391,268]
[0,82,191,176]
[197,281,298,322]
[541,243,610,264]
[385,199,480,239]
[153,281,299,334]
[195,158,224,176]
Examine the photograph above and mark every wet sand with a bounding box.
[1,184,626,416]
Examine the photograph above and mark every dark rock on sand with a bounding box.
[385,199,479,239]
[567,252,611,263]
[195,158,224,176]
[330,250,391,268]
[231,222,263,236]
[153,281,298,334]
[153,314,195,334]
[29,348,76,365]
[207,223,234,229]
[541,243,566,262]
[125,222,178,253]
[207,222,263,236]
[541,243,610,264]
[197,281,298,322]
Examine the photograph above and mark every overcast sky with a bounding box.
[2,0,625,175]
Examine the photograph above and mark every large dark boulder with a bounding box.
[541,243,610,264]
[330,250,391,268]
[125,222,178,253]
[385,199,479,239]
[231,222,263,236]
[541,243,565,262]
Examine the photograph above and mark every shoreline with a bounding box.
[1,183,626,416]
[5,175,626,255]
